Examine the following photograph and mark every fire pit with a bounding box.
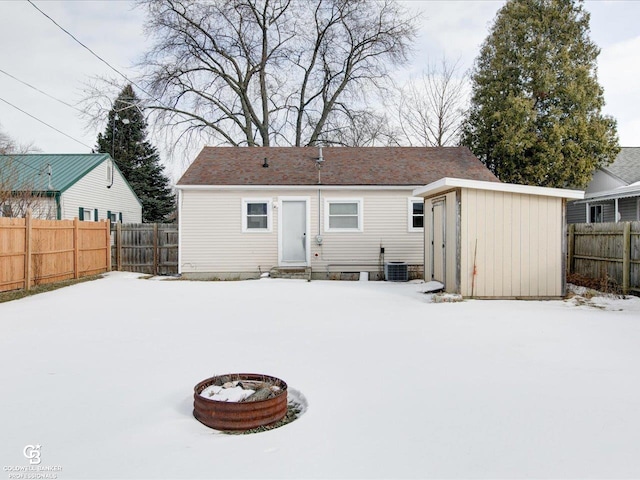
[193,373,288,431]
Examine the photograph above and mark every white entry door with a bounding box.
[280,200,308,265]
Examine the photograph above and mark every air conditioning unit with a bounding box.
[384,262,408,282]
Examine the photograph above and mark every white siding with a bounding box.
[60,160,142,222]
[179,187,424,275]
[180,189,278,274]
[586,170,625,194]
[1,197,56,219]
[318,190,423,269]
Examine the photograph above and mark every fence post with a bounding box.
[106,220,111,272]
[116,222,122,271]
[73,217,79,279]
[567,223,575,275]
[25,210,32,291]
[622,221,631,295]
[153,223,159,276]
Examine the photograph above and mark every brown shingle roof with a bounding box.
[177,146,499,186]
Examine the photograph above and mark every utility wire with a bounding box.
[0,96,92,149]
[0,67,84,114]
[1,153,44,173]
[26,0,164,108]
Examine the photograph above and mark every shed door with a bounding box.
[431,198,446,283]
[281,200,307,265]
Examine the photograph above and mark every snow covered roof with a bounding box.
[413,177,584,200]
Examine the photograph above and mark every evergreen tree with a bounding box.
[461,0,619,188]
[97,85,174,222]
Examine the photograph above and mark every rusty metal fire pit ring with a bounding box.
[193,373,288,431]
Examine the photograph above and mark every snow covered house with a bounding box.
[413,178,584,299]
[567,147,640,223]
[176,147,498,280]
[0,153,142,222]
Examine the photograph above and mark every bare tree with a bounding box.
[317,109,396,146]
[0,128,52,219]
[135,0,417,147]
[394,58,467,147]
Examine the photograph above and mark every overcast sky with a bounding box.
[1,0,639,182]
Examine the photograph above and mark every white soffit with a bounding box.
[413,177,584,200]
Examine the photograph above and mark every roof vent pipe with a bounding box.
[317,146,324,163]
[263,157,269,168]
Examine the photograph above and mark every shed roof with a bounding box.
[413,177,584,200]
[177,147,498,187]
[602,147,640,185]
[0,153,109,192]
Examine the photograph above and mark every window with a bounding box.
[242,199,271,232]
[408,198,424,231]
[589,205,603,223]
[325,199,363,232]
[80,208,94,221]
[108,211,120,223]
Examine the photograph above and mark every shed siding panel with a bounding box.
[460,190,562,297]
[61,161,142,222]
[180,188,423,275]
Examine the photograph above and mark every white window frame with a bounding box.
[324,198,363,232]
[83,208,94,222]
[408,197,424,232]
[109,212,119,224]
[242,198,272,232]
[589,204,603,223]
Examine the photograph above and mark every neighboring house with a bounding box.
[0,153,142,222]
[176,146,499,280]
[567,147,640,223]
[414,178,583,298]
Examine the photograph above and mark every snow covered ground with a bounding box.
[1,272,640,478]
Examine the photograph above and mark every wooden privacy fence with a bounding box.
[0,213,111,293]
[567,221,640,294]
[112,223,178,275]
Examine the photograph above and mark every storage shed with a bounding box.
[413,178,584,299]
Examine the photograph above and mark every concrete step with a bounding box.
[269,267,312,281]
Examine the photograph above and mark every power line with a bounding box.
[0,96,92,149]
[26,0,160,107]
[1,153,43,173]
[0,67,84,114]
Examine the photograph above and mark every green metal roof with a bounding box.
[0,153,110,193]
